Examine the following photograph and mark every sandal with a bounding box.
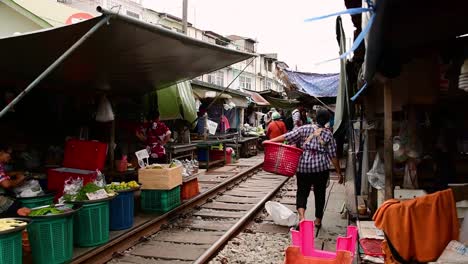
[314,220,322,229]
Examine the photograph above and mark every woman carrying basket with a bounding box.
[264,110,343,228]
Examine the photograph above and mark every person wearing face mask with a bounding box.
[136,110,172,164]
[0,144,30,217]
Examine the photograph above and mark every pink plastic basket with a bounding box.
[263,142,303,177]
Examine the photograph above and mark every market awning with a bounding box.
[0,8,254,96]
[192,87,232,99]
[245,90,270,106]
[191,80,249,98]
[283,70,339,97]
[264,96,300,110]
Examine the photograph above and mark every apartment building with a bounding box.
[58,0,144,19]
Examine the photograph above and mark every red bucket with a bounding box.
[263,142,303,177]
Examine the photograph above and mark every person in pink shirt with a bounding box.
[0,144,30,217]
[136,111,171,164]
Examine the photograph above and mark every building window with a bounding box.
[126,10,140,19]
[265,80,272,90]
[208,71,224,86]
[239,76,252,90]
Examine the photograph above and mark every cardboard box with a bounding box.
[138,165,182,190]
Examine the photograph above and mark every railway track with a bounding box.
[71,156,290,264]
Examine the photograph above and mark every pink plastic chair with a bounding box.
[290,220,358,259]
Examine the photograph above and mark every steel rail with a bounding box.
[71,162,263,264]
[193,175,290,264]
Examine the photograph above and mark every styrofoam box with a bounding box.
[394,187,427,200]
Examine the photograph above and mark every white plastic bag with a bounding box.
[94,170,106,188]
[367,153,385,190]
[14,180,43,198]
[58,177,83,203]
[95,95,114,122]
[265,201,298,227]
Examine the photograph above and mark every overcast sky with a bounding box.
[142,0,354,73]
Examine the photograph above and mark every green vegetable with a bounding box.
[30,206,62,216]
[76,183,102,201]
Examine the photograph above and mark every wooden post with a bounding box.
[110,120,116,170]
[383,81,393,200]
[239,108,245,129]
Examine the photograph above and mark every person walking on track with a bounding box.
[264,109,343,228]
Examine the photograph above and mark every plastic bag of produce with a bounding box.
[265,201,298,227]
[14,180,43,198]
[94,170,106,188]
[59,177,83,203]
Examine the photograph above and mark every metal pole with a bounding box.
[384,81,393,200]
[0,16,110,119]
[182,0,188,34]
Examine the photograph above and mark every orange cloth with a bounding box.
[267,120,287,139]
[373,189,459,263]
[283,246,353,264]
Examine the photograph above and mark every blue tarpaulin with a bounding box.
[284,70,339,97]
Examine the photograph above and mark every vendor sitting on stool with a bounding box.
[136,110,172,164]
[0,144,30,217]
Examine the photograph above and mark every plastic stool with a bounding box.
[290,220,358,258]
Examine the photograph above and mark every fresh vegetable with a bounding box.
[0,219,27,231]
[29,206,62,216]
[76,183,103,201]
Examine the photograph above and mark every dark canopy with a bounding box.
[364,0,468,82]
[0,9,253,95]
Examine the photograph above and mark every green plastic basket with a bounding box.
[0,231,22,264]
[27,216,74,264]
[18,194,54,209]
[141,186,181,213]
[73,201,110,247]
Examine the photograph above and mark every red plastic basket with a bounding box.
[263,142,303,177]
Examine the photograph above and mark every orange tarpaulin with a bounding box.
[373,189,459,263]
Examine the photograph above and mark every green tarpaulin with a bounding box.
[157,81,198,128]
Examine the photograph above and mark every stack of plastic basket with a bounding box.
[27,205,80,264]
[109,187,139,230]
[139,164,183,213]
[0,218,30,264]
[68,196,115,247]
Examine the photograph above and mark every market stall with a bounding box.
[335,0,468,262]
[193,140,228,170]
[0,6,254,264]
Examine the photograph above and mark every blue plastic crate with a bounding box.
[109,190,135,230]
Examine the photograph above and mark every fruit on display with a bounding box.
[0,219,27,232]
[106,181,140,192]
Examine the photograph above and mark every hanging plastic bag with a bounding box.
[95,95,114,122]
[265,201,298,227]
[403,159,418,189]
[367,153,385,190]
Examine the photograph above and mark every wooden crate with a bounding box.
[138,165,182,190]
